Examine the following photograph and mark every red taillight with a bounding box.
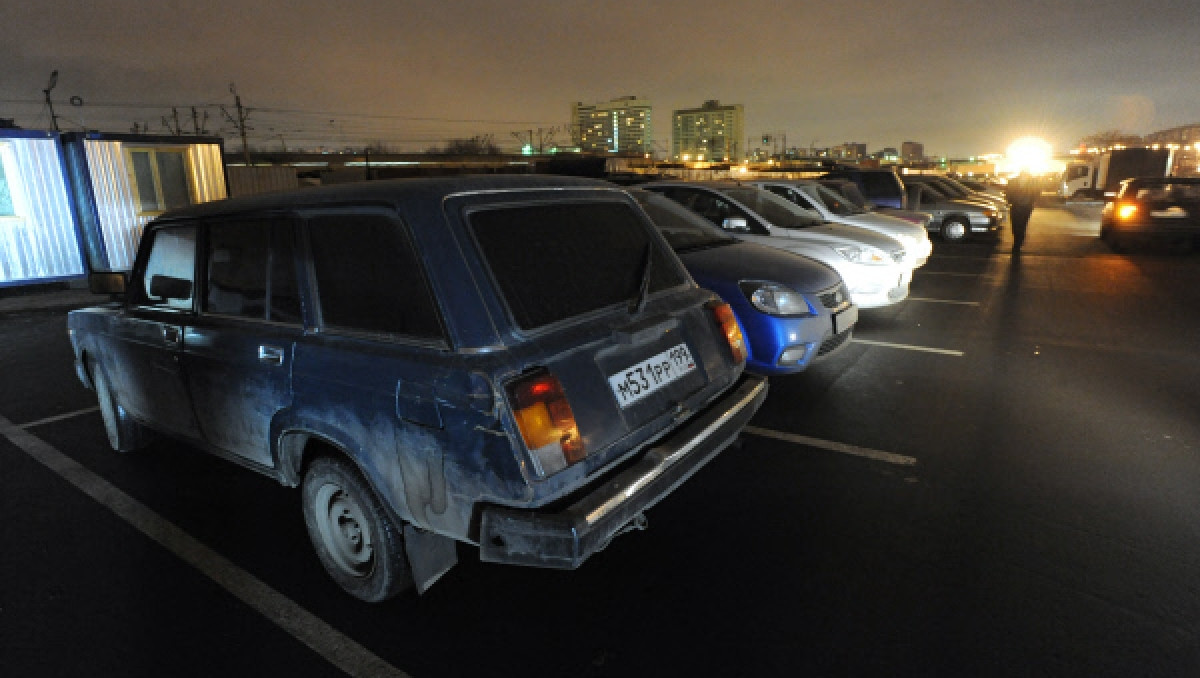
[709,301,747,363]
[507,370,585,477]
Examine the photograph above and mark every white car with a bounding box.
[641,181,916,308]
[750,179,933,267]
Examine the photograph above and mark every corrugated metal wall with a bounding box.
[83,139,227,271]
[0,136,85,284]
[226,166,300,197]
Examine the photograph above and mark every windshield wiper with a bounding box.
[629,242,654,315]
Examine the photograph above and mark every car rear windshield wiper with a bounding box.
[629,242,654,315]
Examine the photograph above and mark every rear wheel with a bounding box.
[941,217,969,243]
[302,456,412,602]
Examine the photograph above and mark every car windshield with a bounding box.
[720,186,826,229]
[630,190,738,252]
[919,185,949,204]
[810,184,867,216]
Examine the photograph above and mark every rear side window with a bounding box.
[307,214,443,340]
[861,172,902,198]
[469,201,687,330]
[204,219,301,323]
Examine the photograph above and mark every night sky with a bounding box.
[4,0,1199,156]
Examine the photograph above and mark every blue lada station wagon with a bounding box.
[68,175,768,602]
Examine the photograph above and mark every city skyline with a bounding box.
[5,0,1200,157]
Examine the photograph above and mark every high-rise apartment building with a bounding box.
[570,96,652,154]
[901,141,925,163]
[671,100,744,163]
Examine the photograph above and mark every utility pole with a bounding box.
[220,83,253,164]
[43,70,60,132]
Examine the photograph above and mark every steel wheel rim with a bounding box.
[313,482,375,578]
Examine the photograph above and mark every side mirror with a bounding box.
[149,274,193,301]
[88,272,127,296]
[722,217,750,233]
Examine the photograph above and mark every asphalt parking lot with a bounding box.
[3,204,1199,677]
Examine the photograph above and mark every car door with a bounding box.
[182,217,303,467]
[109,224,201,439]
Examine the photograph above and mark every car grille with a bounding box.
[817,328,852,357]
[818,284,850,309]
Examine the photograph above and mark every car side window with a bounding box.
[204,219,301,324]
[132,226,196,311]
[767,185,817,211]
[307,213,444,340]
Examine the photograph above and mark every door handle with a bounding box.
[258,345,285,366]
[162,326,181,344]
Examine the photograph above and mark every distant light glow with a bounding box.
[1001,136,1054,175]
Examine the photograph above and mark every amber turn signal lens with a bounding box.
[709,301,747,363]
[1116,203,1138,220]
[507,370,585,476]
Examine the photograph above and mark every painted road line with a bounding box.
[17,405,99,430]
[906,297,981,306]
[850,338,964,356]
[743,426,918,466]
[0,414,410,678]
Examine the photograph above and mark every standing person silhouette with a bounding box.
[1005,171,1038,253]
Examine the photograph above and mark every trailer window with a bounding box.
[128,148,193,215]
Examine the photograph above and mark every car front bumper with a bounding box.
[478,373,769,569]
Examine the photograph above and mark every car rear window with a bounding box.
[860,172,903,198]
[469,201,687,331]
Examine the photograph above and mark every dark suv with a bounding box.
[68,176,767,602]
[821,168,908,210]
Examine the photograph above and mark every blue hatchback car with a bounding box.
[630,189,857,375]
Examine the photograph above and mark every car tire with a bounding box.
[941,217,969,243]
[91,361,151,453]
[302,456,413,602]
[1101,227,1124,252]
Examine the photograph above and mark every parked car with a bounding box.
[903,174,1009,212]
[818,178,935,230]
[1101,177,1200,251]
[641,181,915,308]
[748,179,934,267]
[68,176,768,602]
[956,177,1006,200]
[630,188,857,375]
[820,168,908,209]
[905,182,1003,242]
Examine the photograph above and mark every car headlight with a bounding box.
[738,282,815,316]
[834,245,891,265]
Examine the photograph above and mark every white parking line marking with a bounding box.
[0,414,410,678]
[17,406,99,430]
[907,297,980,306]
[850,338,965,356]
[743,426,918,466]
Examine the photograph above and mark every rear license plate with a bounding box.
[608,343,696,408]
[833,305,859,334]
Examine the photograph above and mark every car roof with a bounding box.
[157,174,621,221]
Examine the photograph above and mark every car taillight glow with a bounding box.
[1117,203,1138,219]
[709,301,747,363]
[507,371,584,477]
